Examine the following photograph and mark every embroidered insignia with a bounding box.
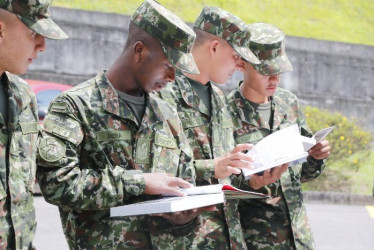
[38,137,66,162]
[136,138,150,164]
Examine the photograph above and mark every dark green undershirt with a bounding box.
[117,90,146,125]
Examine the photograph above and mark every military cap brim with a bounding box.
[232,44,260,65]
[161,43,200,74]
[253,51,293,76]
[19,15,68,40]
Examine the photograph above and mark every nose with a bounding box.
[269,74,280,84]
[36,35,46,52]
[165,66,176,82]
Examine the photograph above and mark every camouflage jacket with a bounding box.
[158,71,246,249]
[228,83,325,250]
[0,72,38,250]
[36,71,195,249]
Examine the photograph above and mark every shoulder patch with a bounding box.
[38,137,66,162]
[20,122,39,134]
[50,102,71,114]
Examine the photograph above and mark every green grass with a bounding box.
[53,0,374,46]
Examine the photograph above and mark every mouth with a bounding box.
[266,85,277,92]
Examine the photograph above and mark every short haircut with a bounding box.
[125,22,157,50]
[193,28,219,48]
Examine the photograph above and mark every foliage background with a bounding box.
[53,0,374,46]
[302,106,373,195]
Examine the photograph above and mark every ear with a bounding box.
[133,41,146,63]
[208,39,220,57]
[238,59,246,72]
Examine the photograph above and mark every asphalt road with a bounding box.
[33,197,374,250]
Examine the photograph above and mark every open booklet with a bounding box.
[242,125,334,178]
[110,184,269,217]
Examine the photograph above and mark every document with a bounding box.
[242,125,334,178]
[110,184,269,217]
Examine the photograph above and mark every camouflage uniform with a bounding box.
[0,73,38,250]
[37,71,195,249]
[0,1,66,249]
[228,23,325,250]
[37,1,199,249]
[155,7,261,249]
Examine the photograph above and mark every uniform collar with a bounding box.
[175,71,210,116]
[232,81,287,131]
[96,70,134,121]
[96,71,164,129]
[4,72,32,124]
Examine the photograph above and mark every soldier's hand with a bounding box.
[143,173,193,196]
[213,144,254,179]
[152,205,217,225]
[248,163,289,190]
[308,139,330,160]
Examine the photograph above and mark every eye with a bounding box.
[233,54,240,60]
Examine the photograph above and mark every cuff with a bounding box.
[194,159,215,181]
[122,170,146,196]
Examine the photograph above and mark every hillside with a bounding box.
[53,0,374,46]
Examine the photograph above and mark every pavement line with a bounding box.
[366,206,374,219]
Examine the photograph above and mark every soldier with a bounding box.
[0,0,67,249]
[36,0,203,249]
[228,23,331,249]
[157,6,259,249]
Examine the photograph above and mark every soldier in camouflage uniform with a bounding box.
[228,23,331,249]
[0,0,67,249]
[157,6,260,249]
[36,0,205,249]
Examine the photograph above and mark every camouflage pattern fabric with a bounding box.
[0,0,68,39]
[158,71,246,249]
[0,72,38,250]
[36,71,195,249]
[228,82,325,250]
[194,6,259,65]
[246,23,292,76]
[131,0,199,74]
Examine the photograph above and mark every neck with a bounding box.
[241,81,269,104]
[183,45,211,85]
[106,52,143,96]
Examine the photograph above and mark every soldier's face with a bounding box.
[243,62,281,102]
[0,12,46,75]
[209,40,241,84]
[136,43,176,93]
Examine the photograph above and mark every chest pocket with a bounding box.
[235,130,264,145]
[96,129,133,168]
[9,122,39,192]
[151,132,181,176]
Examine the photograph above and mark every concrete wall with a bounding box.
[25,7,374,133]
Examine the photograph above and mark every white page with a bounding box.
[243,125,307,177]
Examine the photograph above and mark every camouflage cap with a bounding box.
[193,6,260,65]
[247,23,293,75]
[131,0,199,74]
[0,0,68,39]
